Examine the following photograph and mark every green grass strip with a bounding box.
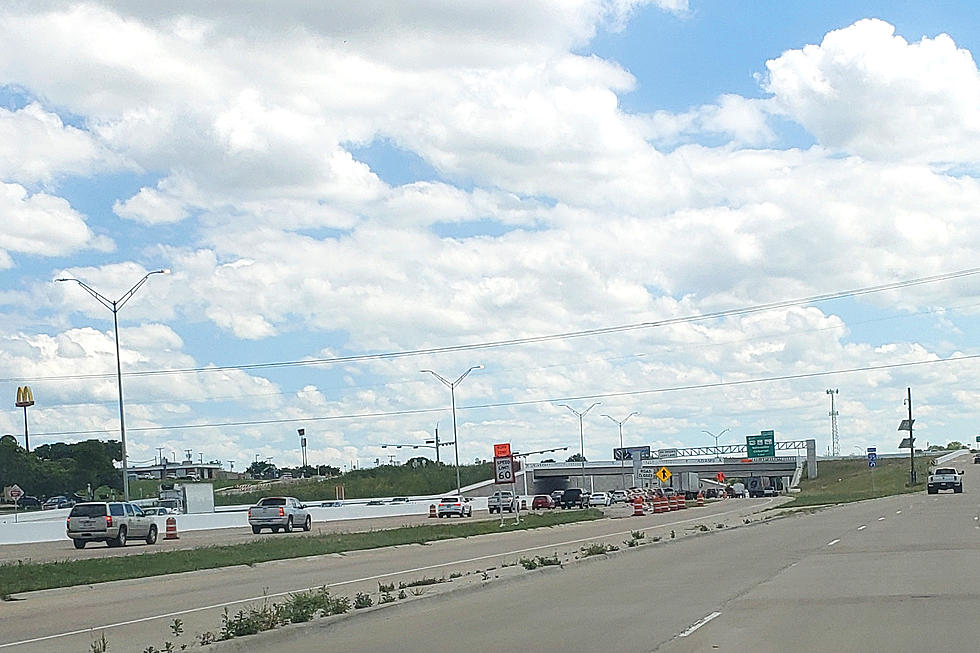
[0,510,602,596]
[788,456,932,507]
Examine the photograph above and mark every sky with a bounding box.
[3,0,980,473]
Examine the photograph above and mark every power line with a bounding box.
[7,266,980,384]
[31,351,980,438]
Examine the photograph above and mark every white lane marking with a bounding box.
[679,611,722,637]
[0,501,769,650]
[896,510,902,514]
[877,517,886,521]
[827,539,840,546]
[857,525,866,531]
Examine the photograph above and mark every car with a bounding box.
[550,489,565,505]
[661,487,676,497]
[610,490,629,503]
[588,491,612,507]
[42,496,73,510]
[974,455,980,464]
[320,501,344,507]
[366,499,386,506]
[66,501,158,548]
[390,497,411,504]
[437,496,472,518]
[15,496,42,509]
[148,506,178,516]
[559,488,584,509]
[531,495,555,509]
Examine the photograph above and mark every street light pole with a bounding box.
[421,366,482,497]
[702,428,730,461]
[57,269,169,501]
[603,412,637,490]
[558,402,600,491]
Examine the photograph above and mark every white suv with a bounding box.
[437,496,472,518]
[67,501,158,548]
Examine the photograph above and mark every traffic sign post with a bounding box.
[867,447,877,495]
[494,456,514,484]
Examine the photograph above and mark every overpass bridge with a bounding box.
[525,439,816,494]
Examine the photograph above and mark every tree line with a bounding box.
[0,435,121,499]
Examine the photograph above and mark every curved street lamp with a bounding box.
[603,411,637,489]
[421,365,482,496]
[558,402,600,491]
[57,269,169,500]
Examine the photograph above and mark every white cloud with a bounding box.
[0,102,123,184]
[764,18,980,163]
[0,182,113,267]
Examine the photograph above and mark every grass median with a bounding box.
[788,456,933,507]
[0,509,602,597]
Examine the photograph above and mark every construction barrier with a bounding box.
[633,496,645,516]
[520,499,527,511]
[654,496,666,513]
[696,492,705,507]
[164,516,179,540]
[428,504,436,518]
[678,495,687,510]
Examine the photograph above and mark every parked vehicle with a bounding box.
[531,494,555,509]
[927,468,963,494]
[248,497,312,533]
[66,501,158,548]
[488,491,516,514]
[588,491,611,507]
[559,488,584,509]
[437,496,472,517]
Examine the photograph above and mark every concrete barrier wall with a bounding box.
[0,496,495,545]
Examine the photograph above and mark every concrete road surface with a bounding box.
[0,497,776,652]
[211,452,979,653]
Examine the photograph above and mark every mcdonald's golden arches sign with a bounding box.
[15,386,34,407]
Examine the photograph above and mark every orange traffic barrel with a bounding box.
[164,516,179,540]
[696,492,705,507]
[678,495,687,510]
[428,504,437,518]
[633,496,645,516]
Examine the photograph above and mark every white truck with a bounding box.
[247,497,313,533]
[927,468,963,494]
[670,471,701,500]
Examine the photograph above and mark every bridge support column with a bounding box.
[806,439,817,479]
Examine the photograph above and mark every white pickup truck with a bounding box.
[927,468,963,494]
[248,497,313,533]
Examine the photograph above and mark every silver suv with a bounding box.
[67,502,158,549]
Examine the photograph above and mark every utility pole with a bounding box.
[156,447,165,465]
[559,402,600,491]
[826,389,839,456]
[907,387,915,485]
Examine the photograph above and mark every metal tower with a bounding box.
[826,388,839,456]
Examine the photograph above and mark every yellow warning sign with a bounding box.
[656,466,671,483]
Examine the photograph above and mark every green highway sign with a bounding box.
[746,431,776,458]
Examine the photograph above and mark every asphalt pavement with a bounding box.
[212,452,978,653]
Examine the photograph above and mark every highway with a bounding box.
[2,457,977,652]
[232,453,975,652]
[0,497,775,652]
